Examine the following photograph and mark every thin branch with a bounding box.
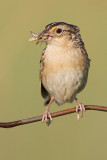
[0,105,107,128]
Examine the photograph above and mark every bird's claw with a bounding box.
[42,109,52,126]
[76,102,85,120]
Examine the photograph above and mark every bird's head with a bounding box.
[36,22,80,45]
[29,22,80,45]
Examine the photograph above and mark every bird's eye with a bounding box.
[56,28,62,34]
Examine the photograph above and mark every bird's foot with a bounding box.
[76,101,85,120]
[42,108,52,126]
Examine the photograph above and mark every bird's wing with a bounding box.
[40,49,50,105]
[41,82,50,105]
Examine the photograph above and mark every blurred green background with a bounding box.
[0,0,107,160]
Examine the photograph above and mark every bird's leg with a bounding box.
[42,97,54,126]
[75,97,85,120]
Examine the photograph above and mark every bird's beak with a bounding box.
[29,30,52,44]
[36,29,50,44]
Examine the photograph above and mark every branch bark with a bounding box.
[0,105,107,128]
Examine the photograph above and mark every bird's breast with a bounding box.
[41,46,89,105]
[43,46,89,74]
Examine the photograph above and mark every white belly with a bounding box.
[42,69,87,105]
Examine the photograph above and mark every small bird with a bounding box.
[29,22,90,125]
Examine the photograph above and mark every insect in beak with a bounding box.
[29,31,38,42]
[29,30,53,44]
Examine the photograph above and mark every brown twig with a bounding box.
[0,105,107,128]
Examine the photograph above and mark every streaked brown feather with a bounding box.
[40,49,51,105]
